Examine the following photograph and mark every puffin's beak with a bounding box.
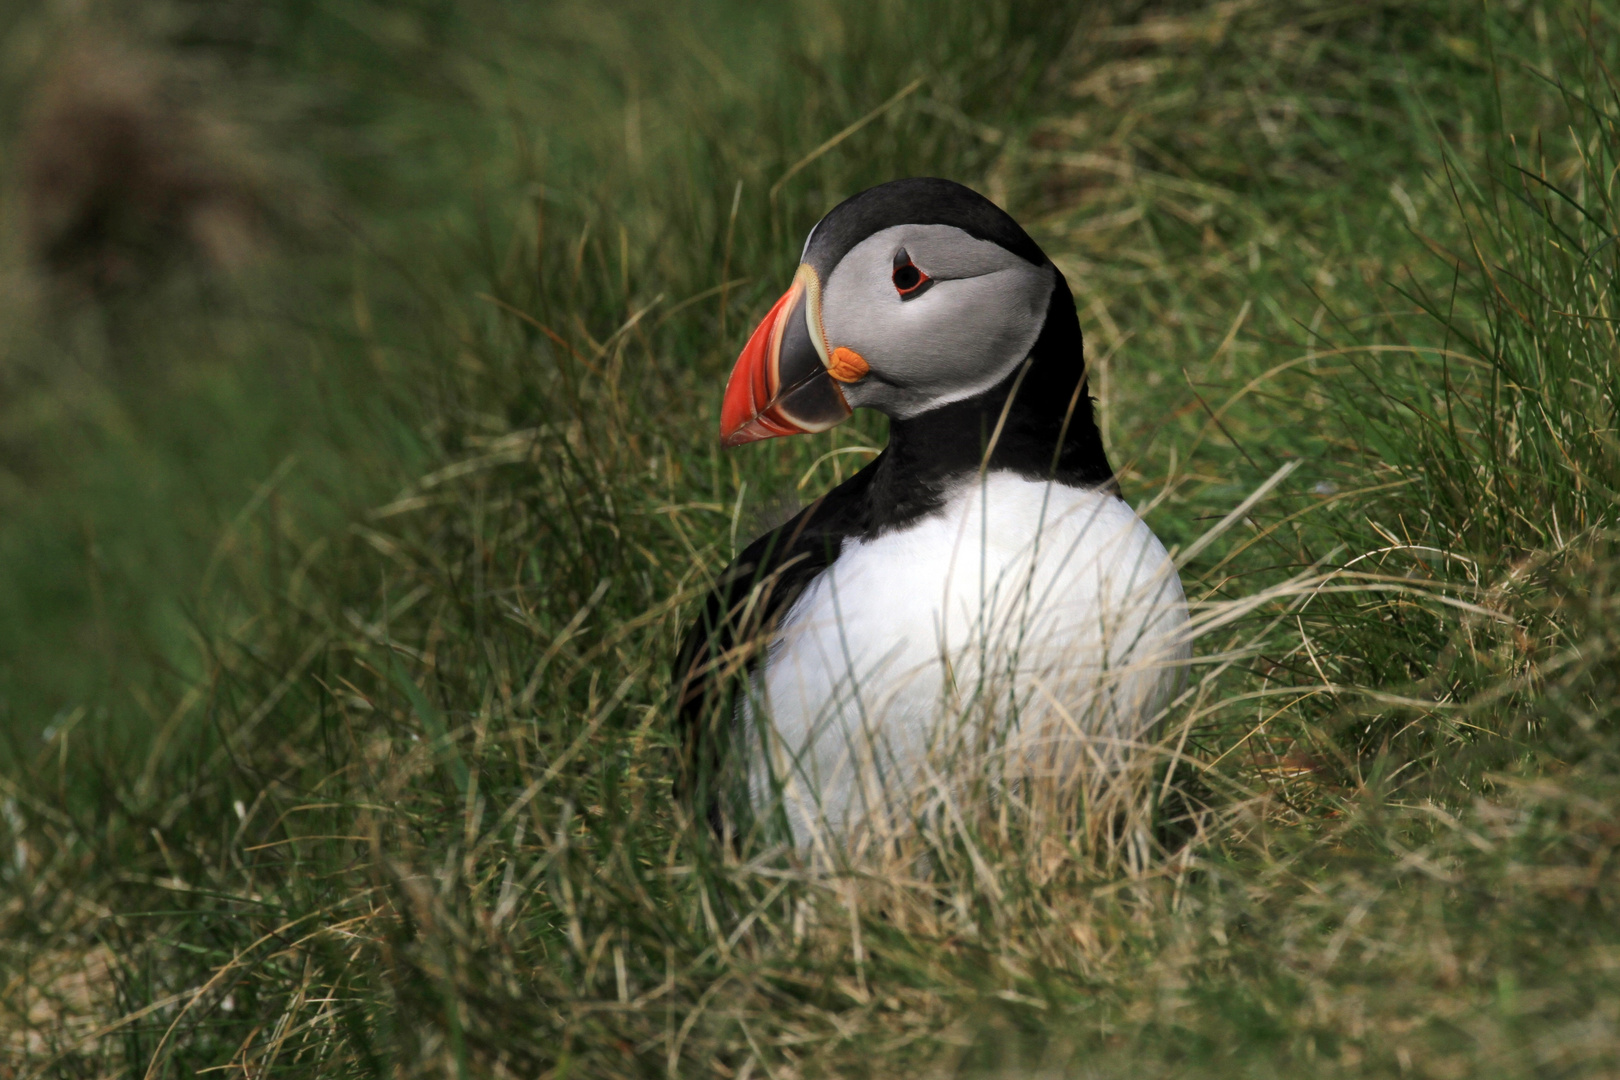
[720,264,854,446]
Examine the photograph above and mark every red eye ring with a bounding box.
[891,247,932,299]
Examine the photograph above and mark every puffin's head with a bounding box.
[721,177,1060,446]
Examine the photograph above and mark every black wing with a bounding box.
[672,460,877,831]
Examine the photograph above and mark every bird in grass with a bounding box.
[676,178,1188,843]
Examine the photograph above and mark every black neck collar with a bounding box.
[855,268,1114,536]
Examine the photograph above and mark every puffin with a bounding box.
[675,177,1188,844]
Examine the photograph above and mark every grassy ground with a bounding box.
[3,0,1619,1076]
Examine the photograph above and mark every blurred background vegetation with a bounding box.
[2,0,1618,1076]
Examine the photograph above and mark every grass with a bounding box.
[3,0,1620,1076]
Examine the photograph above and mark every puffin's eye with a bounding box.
[891,247,932,299]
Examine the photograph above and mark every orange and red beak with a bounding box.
[720,265,857,446]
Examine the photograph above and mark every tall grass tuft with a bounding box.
[1324,12,1620,558]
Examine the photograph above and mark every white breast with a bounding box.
[745,473,1189,841]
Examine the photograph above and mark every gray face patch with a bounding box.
[818,224,1055,419]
